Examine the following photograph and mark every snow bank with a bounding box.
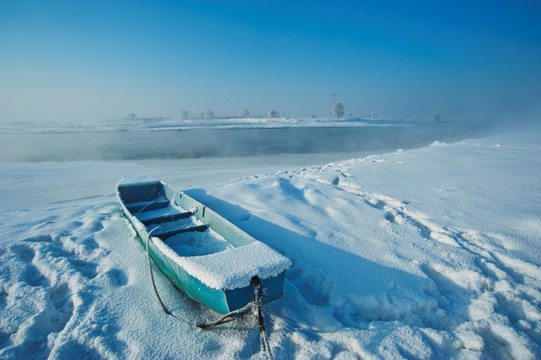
[1,131,540,359]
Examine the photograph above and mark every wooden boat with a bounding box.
[116,176,291,315]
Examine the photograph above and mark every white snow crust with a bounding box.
[178,241,291,290]
[1,130,540,359]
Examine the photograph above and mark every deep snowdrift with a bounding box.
[0,131,540,359]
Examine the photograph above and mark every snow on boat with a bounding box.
[116,176,291,315]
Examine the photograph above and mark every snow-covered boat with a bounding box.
[116,176,291,315]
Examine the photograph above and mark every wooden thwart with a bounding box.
[141,211,193,226]
[156,224,209,240]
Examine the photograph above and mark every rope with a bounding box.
[146,227,171,315]
[196,303,252,329]
[252,277,273,360]
[197,277,274,359]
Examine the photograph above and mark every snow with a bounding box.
[179,242,292,290]
[165,227,233,257]
[1,129,540,359]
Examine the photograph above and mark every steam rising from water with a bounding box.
[0,122,491,162]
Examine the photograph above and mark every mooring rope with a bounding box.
[252,277,273,360]
[197,277,274,359]
[146,227,171,315]
[196,303,253,329]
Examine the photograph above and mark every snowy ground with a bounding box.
[1,130,540,359]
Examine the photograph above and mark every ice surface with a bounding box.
[0,130,540,359]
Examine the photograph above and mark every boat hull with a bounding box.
[117,178,288,314]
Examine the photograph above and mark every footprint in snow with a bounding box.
[29,218,57,232]
[49,283,75,333]
[22,264,50,287]
[73,220,85,227]
[68,258,98,279]
[0,329,10,350]
[4,283,75,360]
[10,244,35,263]
[287,266,334,306]
[82,217,105,233]
[51,341,102,360]
[85,234,101,248]
[0,288,7,308]
[105,269,129,287]
[364,198,386,210]
[23,234,54,243]
[384,211,397,223]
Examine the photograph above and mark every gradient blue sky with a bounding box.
[1,0,540,123]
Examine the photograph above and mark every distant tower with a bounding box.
[330,94,337,118]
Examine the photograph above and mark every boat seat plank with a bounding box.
[141,211,193,226]
[126,197,170,213]
[157,224,209,240]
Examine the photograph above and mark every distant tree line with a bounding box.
[178,108,284,120]
[123,113,170,123]
[176,102,358,120]
[130,106,444,123]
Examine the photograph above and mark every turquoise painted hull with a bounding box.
[117,178,287,314]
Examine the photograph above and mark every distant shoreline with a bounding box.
[0,118,478,135]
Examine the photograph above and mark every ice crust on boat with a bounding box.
[154,239,291,290]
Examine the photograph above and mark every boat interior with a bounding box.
[118,182,233,257]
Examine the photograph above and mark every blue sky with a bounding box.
[1,0,540,123]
